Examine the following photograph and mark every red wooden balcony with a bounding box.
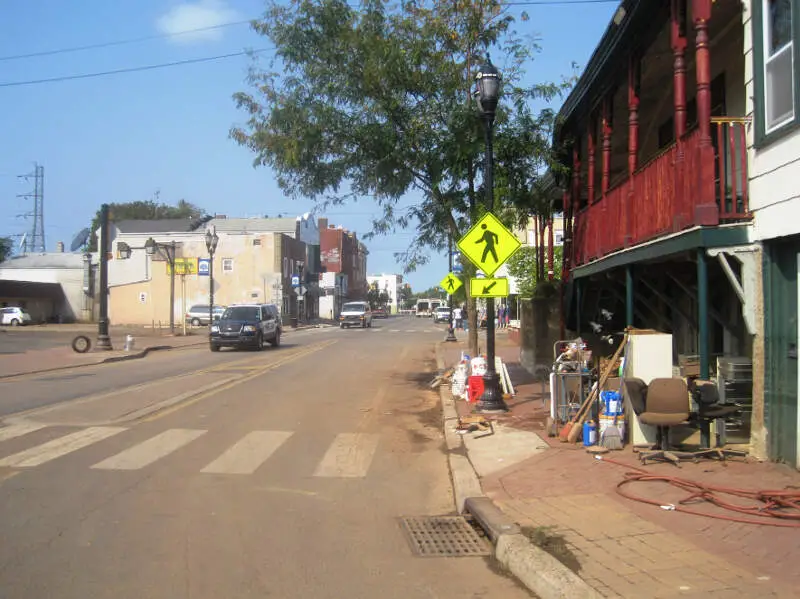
[572,119,750,266]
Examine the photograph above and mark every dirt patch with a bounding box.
[520,525,582,574]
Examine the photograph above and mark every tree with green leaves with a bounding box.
[231,0,573,354]
[506,244,562,299]
[87,199,204,250]
[0,237,12,263]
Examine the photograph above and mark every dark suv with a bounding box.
[209,303,282,352]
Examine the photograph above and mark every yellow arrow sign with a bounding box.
[440,272,463,294]
[457,212,521,276]
[469,277,510,298]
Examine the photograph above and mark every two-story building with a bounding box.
[104,214,321,326]
[552,0,766,456]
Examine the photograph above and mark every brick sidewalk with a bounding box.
[440,337,800,599]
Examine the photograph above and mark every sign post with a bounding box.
[457,212,521,412]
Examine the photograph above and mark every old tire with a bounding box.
[71,335,91,353]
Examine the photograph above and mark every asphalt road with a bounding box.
[0,317,531,598]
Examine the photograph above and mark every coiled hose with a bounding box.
[597,455,800,528]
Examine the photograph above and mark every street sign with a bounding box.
[198,258,210,276]
[291,275,300,287]
[297,285,307,296]
[439,273,463,294]
[469,277,510,298]
[456,212,522,277]
[167,257,198,275]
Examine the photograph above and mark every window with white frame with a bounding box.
[222,258,234,273]
[764,0,795,133]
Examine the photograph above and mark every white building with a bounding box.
[744,0,800,466]
[0,252,93,322]
[366,273,403,313]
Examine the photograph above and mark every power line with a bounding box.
[0,20,253,62]
[0,49,271,88]
[0,1,618,62]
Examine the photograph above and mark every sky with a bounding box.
[0,0,619,292]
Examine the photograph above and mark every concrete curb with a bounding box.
[434,342,601,599]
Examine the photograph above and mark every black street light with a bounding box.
[475,55,507,413]
[205,227,219,329]
[96,204,112,350]
[145,237,177,335]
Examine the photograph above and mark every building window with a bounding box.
[222,258,234,273]
[754,0,800,145]
[766,0,794,131]
[253,238,261,246]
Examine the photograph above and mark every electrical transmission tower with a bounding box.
[17,163,45,253]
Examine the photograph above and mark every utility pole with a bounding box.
[16,163,45,253]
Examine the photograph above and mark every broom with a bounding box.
[561,334,627,444]
[600,413,623,450]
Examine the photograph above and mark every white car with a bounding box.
[433,306,451,323]
[1,307,32,326]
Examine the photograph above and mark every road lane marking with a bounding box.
[140,340,338,423]
[313,433,380,478]
[0,423,46,443]
[0,426,126,468]
[91,428,206,470]
[201,431,293,474]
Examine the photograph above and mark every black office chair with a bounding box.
[688,380,748,461]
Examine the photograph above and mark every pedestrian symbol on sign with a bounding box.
[456,212,521,277]
[477,223,499,263]
[439,273,463,294]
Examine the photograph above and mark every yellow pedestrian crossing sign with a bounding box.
[470,277,510,298]
[440,273,463,294]
[457,212,521,277]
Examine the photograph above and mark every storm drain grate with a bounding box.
[399,515,492,557]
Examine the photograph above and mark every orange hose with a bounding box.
[597,456,800,528]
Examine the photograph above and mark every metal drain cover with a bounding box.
[399,515,492,557]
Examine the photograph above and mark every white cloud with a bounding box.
[156,0,240,44]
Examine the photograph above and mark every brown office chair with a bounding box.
[624,377,694,466]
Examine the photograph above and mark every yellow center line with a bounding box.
[138,340,338,423]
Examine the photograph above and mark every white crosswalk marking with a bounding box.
[313,433,379,478]
[0,426,126,468]
[201,431,293,475]
[92,429,206,471]
[0,423,47,443]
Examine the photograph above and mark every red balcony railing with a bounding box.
[572,120,750,267]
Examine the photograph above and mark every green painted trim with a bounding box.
[625,264,634,327]
[752,0,800,148]
[571,225,751,279]
[697,249,710,380]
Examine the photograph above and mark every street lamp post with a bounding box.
[475,55,507,413]
[145,237,177,335]
[445,235,457,342]
[96,203,112,350]
[205,227,219,329]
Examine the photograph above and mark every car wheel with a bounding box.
[340,323,344,328]
[10,319,19,326]
[210,343,220,352]
[269,330,281,347]
[191,318,201,326]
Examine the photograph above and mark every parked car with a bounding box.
[339,301,373,328]
[433,306,451,324]
[209,303,282,351]
[372,307,388,319]
[1,307,32,326]
[186,304,226,326]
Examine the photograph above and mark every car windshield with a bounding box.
[222,306,260,321]
[342,303,366,312]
